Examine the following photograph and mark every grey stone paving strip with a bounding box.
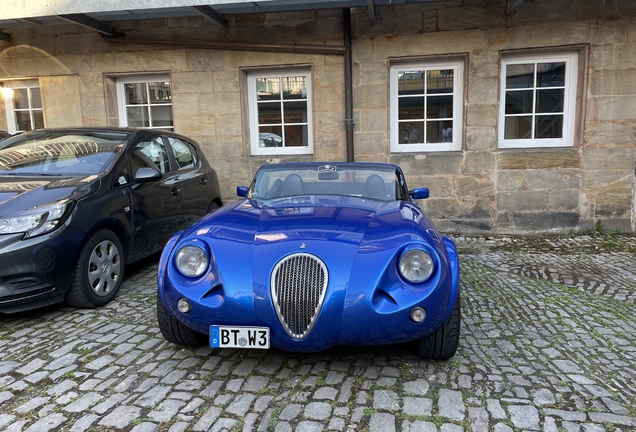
[0,234,635,431]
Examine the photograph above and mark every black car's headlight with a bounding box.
[399,248,434,283]
[0,200,71,238]
[175,245,208,277]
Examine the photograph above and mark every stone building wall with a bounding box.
[0,0,635,233]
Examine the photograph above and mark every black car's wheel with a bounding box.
[414,298,461,360]
[65,229,124,308]
[207,201,220,213]
[157,294,207,346]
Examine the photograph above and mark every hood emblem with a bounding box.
[300,242,307,249]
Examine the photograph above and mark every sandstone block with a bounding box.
[390,153,463,176]
[454,176,494,198]
[582,147,636,171]
[463,152,495,174]
[497,190,550,212]
[497,170,524,190]
[524,169,581,190]
[498,151,580,170]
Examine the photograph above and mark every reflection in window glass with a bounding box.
[120,79,173,131]
[502,59,567,141]
[168,137,197,170]
[6,86,45,133]
[253,73,309,150]
[132,138,170,174]
[395,67,455,144]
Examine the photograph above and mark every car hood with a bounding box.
[0,175,101,217]
[187,195,441,250]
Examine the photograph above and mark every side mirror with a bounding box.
[134,167,162,183]
[237,186,248,197]
[410,188,429,200]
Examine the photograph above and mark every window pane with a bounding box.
[15,111,32,131]
[282,76,306,99]
[258,102,282,124]
[506,64,534,89]
[169,138,195,169]
[126,106,150,127]
[398,97,424,120]
[13,89,30,110]
[398,71,424,96]
[125,83,148,105]
[30,88,43,109]
[283,101,307,123]
[148,81,172,103]
[132,138,170,173]
[33,111,44,129]
[505,90,534,114]
[535,115,563,138]
[284,124,308,147]
[427,94,453,119]
[256,78,281,101]
[259,127,284,147]
[537,62,565,87]
[151,106,174,127]
[536,89,564,113]
[400,121,424,144]
[504,116,532,139]
[440,121,453,142]
[427,69,453,94]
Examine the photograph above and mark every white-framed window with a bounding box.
[247,68,313,156]
[3,81,45,134]
[390,59,464,152]
[499,52,578,148]
[116,75,173,130]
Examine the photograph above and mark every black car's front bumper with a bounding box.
[0,228,84,313]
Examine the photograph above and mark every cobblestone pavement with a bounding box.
[1,234,635,432]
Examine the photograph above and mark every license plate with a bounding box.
[209,325,270,349]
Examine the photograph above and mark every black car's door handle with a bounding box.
[170,188,180,196]
[200,178,207,185]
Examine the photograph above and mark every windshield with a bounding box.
[0,130,128,176]
[250,163,409,202]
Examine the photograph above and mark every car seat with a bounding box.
[280,174,304,196]
[363,174,387,201]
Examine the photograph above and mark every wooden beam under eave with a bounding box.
[190,6,228,28]
[58,13,116,36]
[507,0,525,13]
[367,0,376,24]
[0,29,10,42]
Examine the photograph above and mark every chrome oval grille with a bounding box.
[271,253,328,339]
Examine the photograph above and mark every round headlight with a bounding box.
[175,245,208,277]
[399,249,434,283]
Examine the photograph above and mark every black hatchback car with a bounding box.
[0,127,222,313]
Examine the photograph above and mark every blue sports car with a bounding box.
[157,162,461,359]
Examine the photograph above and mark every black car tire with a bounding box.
[413,298,461,360]
[207,201,220,213]
[157,294,208,345]
[65,229,124,308]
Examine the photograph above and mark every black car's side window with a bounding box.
[131,138,171,174]
[167,137,197,170]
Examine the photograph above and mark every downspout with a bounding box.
[343,8,354,162]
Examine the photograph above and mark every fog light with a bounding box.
[177,298,191,313]
[410,307,426,323]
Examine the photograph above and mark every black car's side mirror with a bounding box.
[237,186,248,197]
[134,167,162,183]
[410,188,429,200]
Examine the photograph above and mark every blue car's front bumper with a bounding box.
[158,232,460,353]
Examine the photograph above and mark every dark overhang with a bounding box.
[0,0,524,42]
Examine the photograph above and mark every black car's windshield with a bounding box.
[0,130,129,176]
[250,163,409,202]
